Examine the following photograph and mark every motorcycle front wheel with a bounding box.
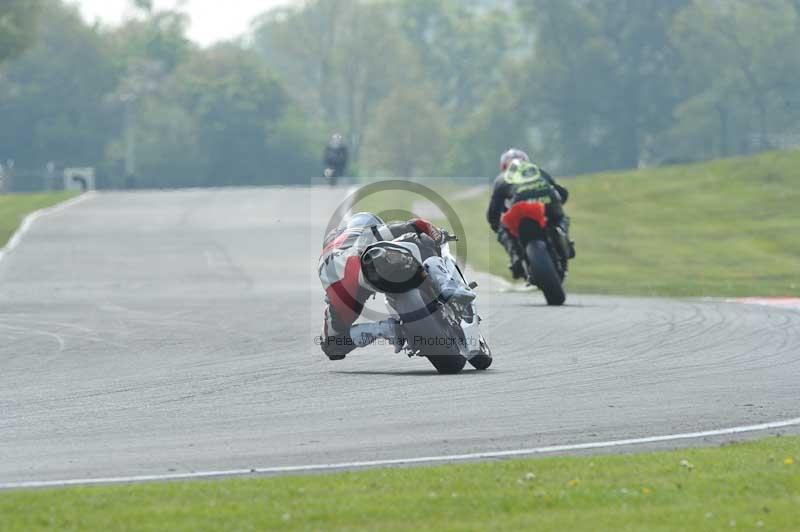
[468,335,493,370]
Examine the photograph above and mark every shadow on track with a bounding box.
[332,369,497,377]
[504,302,596,309]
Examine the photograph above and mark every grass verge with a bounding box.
[359,150,800,297]
[458,150,800,296]
[0,192,78,248]
[1,436,797,531]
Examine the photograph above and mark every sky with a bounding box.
[74,0,298,45]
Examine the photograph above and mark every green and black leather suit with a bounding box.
[486,161,573,275]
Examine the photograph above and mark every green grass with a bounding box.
[359,150,800,297]
[565,150,800,296]
[0,192,77,248]
[1,436,797,531]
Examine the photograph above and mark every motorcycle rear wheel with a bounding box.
[526,240,566,306]
[404,310,467,374]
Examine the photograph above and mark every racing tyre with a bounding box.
[427,353,468,374]
[404,311,467,374]
[468,336,493,370]
[469,354,492,370]
[526,240,566,306]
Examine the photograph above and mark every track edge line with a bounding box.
[3,415,798,490]
[0,191,97,265]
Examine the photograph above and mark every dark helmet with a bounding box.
[500,148,530,171]
[346,212,384,229]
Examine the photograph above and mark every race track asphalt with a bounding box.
[1,187,798,485]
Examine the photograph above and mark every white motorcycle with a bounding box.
[360,232,492,374]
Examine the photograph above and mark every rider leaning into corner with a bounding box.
[486,148,576,279]
[318,212,475,360]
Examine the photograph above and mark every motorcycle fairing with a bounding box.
[501,200,549,238]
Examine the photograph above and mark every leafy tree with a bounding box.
[252,0,421,166]
[131,0,153,12]
[0,0,319,189]
[0,2,118,175]
[666,0,800,162]
[134,45,317,186]
[515,0,688,174]
[362,87,447,177]
[333,3,420,163]
[252,0,348,128]
[253,0,521,176]
[109,8,193,74]
[445,77,531,178]
[4,0,800,189]
[394,0,520,123]
[0,0,43,64]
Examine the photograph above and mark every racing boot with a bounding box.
[555,218,576,259]
[350,318,403,352]
[497,227,525,279]
[423,256,476,304]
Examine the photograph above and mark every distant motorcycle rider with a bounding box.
[486,148,574,279]
[319,212,475,360]
[324,133,348,178]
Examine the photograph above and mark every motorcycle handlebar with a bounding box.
[440,230,459,243]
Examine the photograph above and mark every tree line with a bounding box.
[1,0,798,190]
[0,1,319,190]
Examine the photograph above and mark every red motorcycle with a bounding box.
[501,200,569,305]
